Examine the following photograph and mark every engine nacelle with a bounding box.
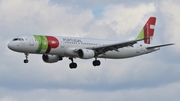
[78,49,95,59]
[42,54,61,63]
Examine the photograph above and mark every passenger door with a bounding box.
[28,35,34,46]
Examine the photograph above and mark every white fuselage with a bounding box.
[8,34,159,59]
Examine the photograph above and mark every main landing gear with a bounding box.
[68,57,101,69]
[24,53,29,63]
[69,57,101,69]
[92,58,101,66]
[69,57,77,69]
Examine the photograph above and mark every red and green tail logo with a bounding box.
[136,17,156,44]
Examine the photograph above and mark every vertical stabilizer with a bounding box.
[136,17,156,44]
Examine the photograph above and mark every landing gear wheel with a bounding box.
[93,60,101,66]
[24,59,29,63]
[69,57,77,69]
[69,63,77,69]
[24,53,29,63]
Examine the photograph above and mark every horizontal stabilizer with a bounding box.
[146,43,174,49]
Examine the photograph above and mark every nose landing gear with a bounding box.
[24,53,29,63]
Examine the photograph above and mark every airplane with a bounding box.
[7,17,174,69]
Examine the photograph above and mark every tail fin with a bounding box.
[136,17,156,44]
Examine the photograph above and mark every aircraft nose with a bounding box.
[7,42,14,50]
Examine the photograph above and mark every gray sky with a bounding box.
[0,0,180,101]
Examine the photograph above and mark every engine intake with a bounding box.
[42,54,62,63]
[78,49,95,59]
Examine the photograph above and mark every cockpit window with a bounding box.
[13,38,18,41]
[13,38,24,41]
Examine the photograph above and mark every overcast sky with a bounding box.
[0,0,180,101]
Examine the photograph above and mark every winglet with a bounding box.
[136,17,156,44]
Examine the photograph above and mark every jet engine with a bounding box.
[42,54,62,63]
[78,49,95,59]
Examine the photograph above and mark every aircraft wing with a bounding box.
[89,38,145,56]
